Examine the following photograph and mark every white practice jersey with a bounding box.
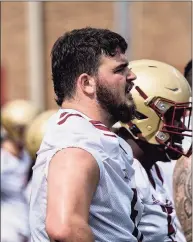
[133,159,178,242]
[1,148,30,241]
[30,109,144,242]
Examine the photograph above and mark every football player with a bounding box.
[117,59,192,242]
[29,27,144,242]
[1,99,40,242]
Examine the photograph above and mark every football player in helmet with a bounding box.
[1,99,41,186]
[1,99,40,156]
[1,99,40,242]
[24,109,58,201]
[116,59,192,242]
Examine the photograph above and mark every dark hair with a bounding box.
[51,27,128,106]
[184,59,192,88]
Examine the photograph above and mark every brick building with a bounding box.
[1,1,192,109]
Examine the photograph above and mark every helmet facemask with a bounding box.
[154,98,192,159]
[130,86,192,159]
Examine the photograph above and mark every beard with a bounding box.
[96,80,136,124]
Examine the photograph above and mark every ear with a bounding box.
[77,73,96,95]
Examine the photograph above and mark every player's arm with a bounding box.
[173,155,192,242]
[45,147,99,242]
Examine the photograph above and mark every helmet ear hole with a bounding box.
[135,111,148,120]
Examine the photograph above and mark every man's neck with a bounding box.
[61,100,113,128]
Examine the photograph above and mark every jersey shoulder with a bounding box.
[38,110,105,159]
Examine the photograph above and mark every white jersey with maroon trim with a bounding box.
[29,109,144,242]
[133,159,178,242]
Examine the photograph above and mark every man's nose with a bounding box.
[127,70,137,82]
